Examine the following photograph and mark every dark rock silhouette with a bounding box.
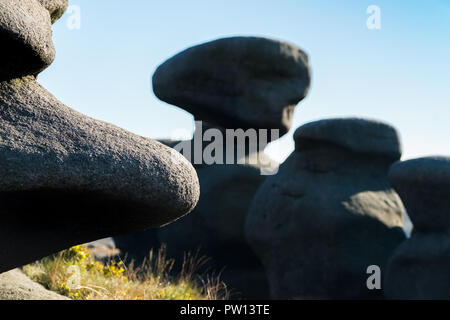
[246,118,406,299]
[385,156,450,299]
[0,0,199,274]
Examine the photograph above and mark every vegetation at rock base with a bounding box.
[22,245,228,300]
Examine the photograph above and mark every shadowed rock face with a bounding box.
[37,0,69,24]
[0,0,55,81]
[153,36,311,137]
[0,3,200,274]
[246,118,406,299]
[385,157,450,300]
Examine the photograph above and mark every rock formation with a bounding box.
[153,36,311,137]
[246,118,406,299]
[38,0,69,24]
[0,0,199,274]
[0,0,55,81]
[116,36,311,298]
[385,156,450,299]
[0,269,69,300]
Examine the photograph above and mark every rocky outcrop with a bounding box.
[0,0,199,274]
[0,269,68,300]
[246,118,406,299]
[0,0,55,81]
[385,157,450,299]
[115,37,311,298]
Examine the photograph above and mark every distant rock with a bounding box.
[0,269,68,300]
[37,0,69,23]
[155,123,278,298]
[385,156,450,299]
[294,118,402,160]
[153,36,311,137]
[118,36,311,298]
[84,238,120,262]
[0,0,55,81]
[157,147,274,298]
[246,118,406,299]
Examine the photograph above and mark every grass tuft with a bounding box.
[22,244,229,300]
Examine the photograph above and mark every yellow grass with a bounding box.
[22,244,229,300]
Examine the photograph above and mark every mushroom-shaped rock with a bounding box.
[37,0,69,23]
[246,118,406,299]
[0,0,55,81]
[152,37,311,136]
[385,156,450,299]
[0,77,200,273]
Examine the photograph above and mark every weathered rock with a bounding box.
[38,0,69,23]
[0,0,55,81]
[388,157,450,233]
[153,36,311,137]
[385,156,450,299]
[0,77,200,273]
[118,36,310,298]
[246,118,406,299]
[0,269,69,300]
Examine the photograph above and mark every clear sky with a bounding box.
[39,0,450,163]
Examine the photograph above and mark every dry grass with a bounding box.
[22,244,229,300]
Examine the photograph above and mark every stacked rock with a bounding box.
[118,36,310,298]
[246,118,407,299]
[385,157,450,299]
[0,0,200,274]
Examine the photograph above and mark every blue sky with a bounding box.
[39,0,450,163]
